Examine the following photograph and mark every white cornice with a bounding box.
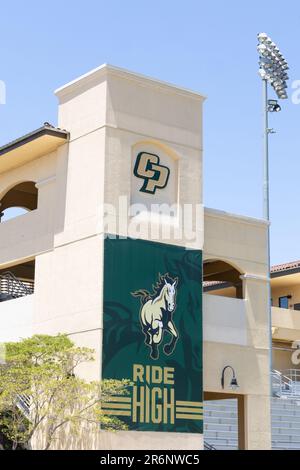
[55,64,206,102]
[204,207,270,228]
[240,274,270,283]
[35,176,56,189]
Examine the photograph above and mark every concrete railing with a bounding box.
[272,306,300,330]
[0,209,53,267]
[272,306,300,342]
[203,294,247,346]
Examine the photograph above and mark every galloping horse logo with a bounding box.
[132,274,179,360]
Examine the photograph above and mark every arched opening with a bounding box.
[203,259,244,299]
[0,182,38,222]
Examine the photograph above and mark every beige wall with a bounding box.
[272,306,300,339]
[56,65,204,250]
[35,65,204,450]
[271,274,300,369]
[203,208,271,450]
[0,152,59,267]
[272,283,300,309]
[272,344,298,371]
[272,306,300,371]
[0,295,33,343]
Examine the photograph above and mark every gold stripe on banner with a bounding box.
[101,403,131,410]
[101,410,132,417]
[176,414,203,421]
[176,401,203,407]
[104,397,132,403]
[176,407,203,414]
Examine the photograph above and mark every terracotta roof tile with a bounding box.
[271,260,300,274]
[203,261,300,287]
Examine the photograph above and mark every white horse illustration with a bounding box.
[132,274,179,360]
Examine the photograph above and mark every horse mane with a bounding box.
[151,273,176,301]
[132,273,177,305]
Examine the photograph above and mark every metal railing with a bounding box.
[0,272,34,302]
[204,441,216,450]
[282,369,300,382]
[272,369,300,398]
[16,394,31,420]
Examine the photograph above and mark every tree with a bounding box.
[0,335,129,450]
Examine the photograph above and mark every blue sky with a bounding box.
[0,1,299,264]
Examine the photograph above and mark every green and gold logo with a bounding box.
[134,152,170,194]
[102,273,202,427]
[132,274,179,360]
[102,237,203,433]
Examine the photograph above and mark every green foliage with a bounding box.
[0,334,129,450]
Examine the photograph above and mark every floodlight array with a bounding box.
[257,33,289,99]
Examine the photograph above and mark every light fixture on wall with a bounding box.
[267,99,281,113]
[221,366,239,391]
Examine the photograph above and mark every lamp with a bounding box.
[257,33,289,100]
[221,366,239,391]
[268,99,281,112]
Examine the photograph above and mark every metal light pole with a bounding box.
[262,78,269,221]
[257,33,289,387]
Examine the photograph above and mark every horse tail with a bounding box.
[132,289,151,305]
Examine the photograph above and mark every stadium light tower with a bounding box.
[257,32,289,219]
[257,33,289,378]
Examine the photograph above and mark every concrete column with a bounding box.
[243,394,271,450]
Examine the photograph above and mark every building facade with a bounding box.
[204,261,300,449]
[0,65,271,450]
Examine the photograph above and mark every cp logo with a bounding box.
[133,152,170,195]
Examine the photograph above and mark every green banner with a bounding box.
[102,237,203,434]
